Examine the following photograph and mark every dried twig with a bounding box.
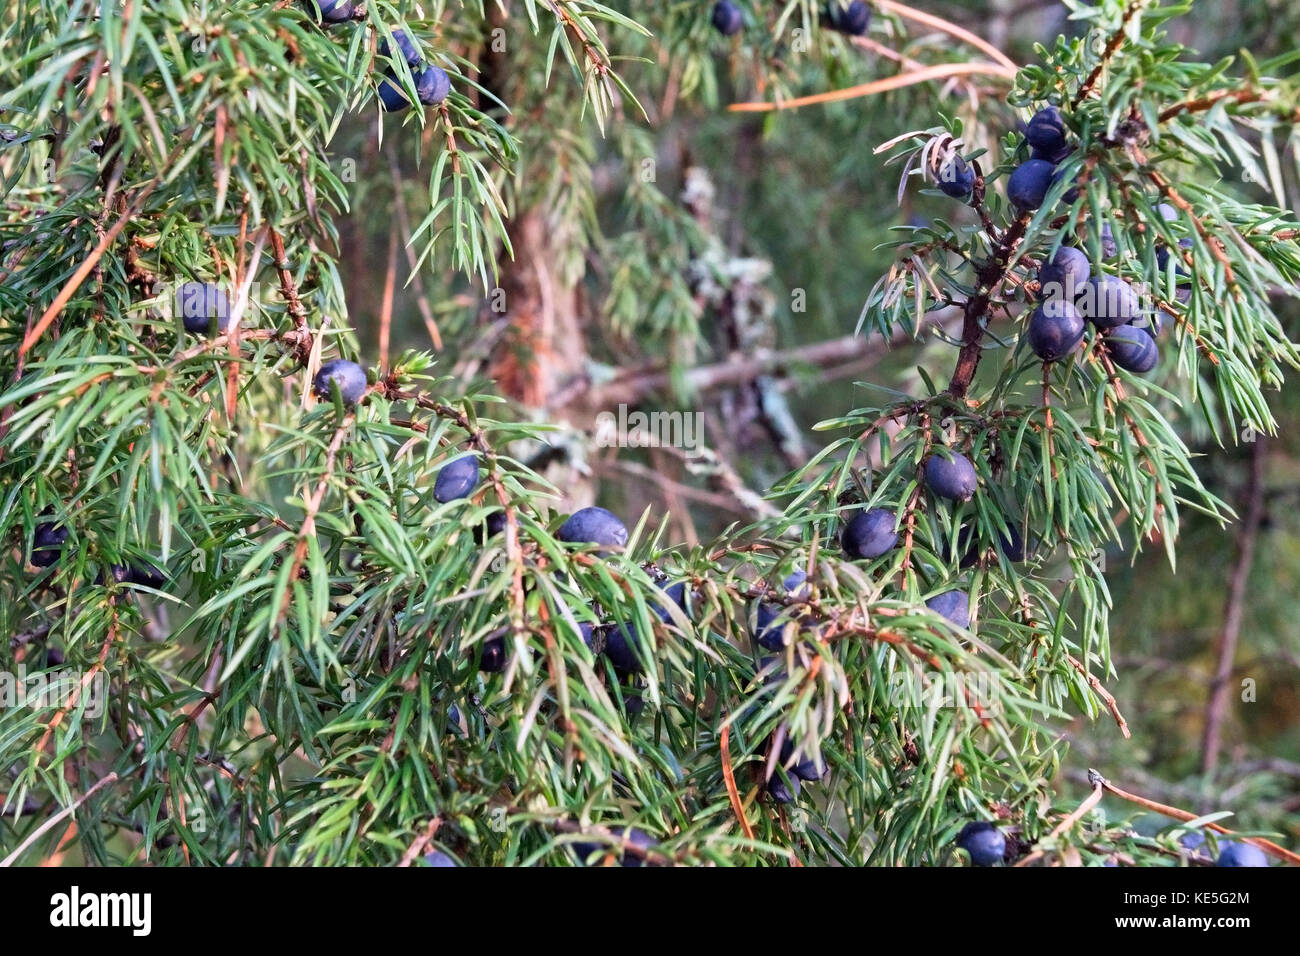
[1067,653,1131,739]
[729,63,1014,114]
[1093,769,1300,866]
[719,721,756,841]
[0,773,120,867]
[397,817,443,867]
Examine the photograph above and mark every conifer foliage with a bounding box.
[1,1,1298,866]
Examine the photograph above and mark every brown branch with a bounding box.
[10,623,54,651]
[436,101,461,176]
[1153,294,1218,365]
[36,603,118,758]
[1071,1,1144,110]
[850,35,925,73]
[378,227,398,373]
[1158,88,1268,124]
[544,816,676,866]
[0,773,120,868]
[1042,364,1058,479]
[18,186,156,357]
[947,212,1033,398]
[1015,778,1105,866]
[594,458,759,517]
[224,223,270,426]
[1201,437,1266,774]
[645,440,781,521]
[272,414,356,633]
[397,817,443,867]
[17,136,188,358]
[150,327,290,369]
[1131,145,1238,288]
[719,721,756,841]
[1094,770,1300,866]
[1067,653,1131,739]
[898,448,926,573]
[0,794,47,816]
[729,62,1015,113]
[872,0,1019,72]
[268,229,310,334]
[582,325,939,409]
[545,0,611,77]
[723,580,944,669]
[1052,779,1105,839]
[390,391,529,653]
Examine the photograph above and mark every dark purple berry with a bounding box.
[925,590,970,629]
[616,827,657,866]
[842,508,899,560]
[957,524,1026,568]
[313,359,367,405]
[938,154,975,200]
[112,560,166,589]
[434,454,480,503]
[573,827,657,867]
[415,65,451,106]
[31,517,68,568]
[924,451,978,502]
[825,1,871,35]
[1079,275,1139,329]
[768,773,800,804]
[1130,308,1169,339]
[1098,221,1118,259]
[313,0,354,24]
[605,620,647,674]
[556,507,628,551]
[653,580,689,623]
[1038,247,1090,300]
[1103,325,1158,373]
[782,568,809,597]
[1215,842,1267,867]
[379,29,421,66]
[1052,163,1085,204]
[476,635,506,673]
[378,73,411,112]
[711,1,743,36]
[1007,159,1055,211]
[1179,831,1208,854]
[753,603,787,651]
[474,509,508,544]
[175,281,230,335]
[780,739,825,782]
[1027,298,1085,362]
[956,821,1006,866]
[1033,143,1074,165]
[1025,107,1066,156]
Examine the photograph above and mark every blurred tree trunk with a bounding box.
[477,4,593,504]
[487,208,587,409]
